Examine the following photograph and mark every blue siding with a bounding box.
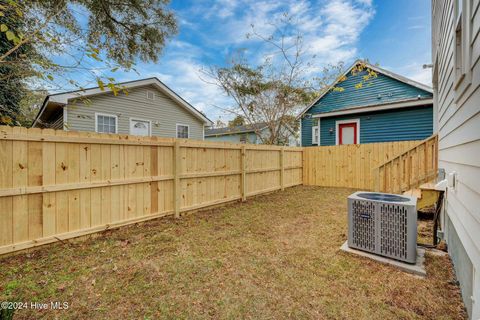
[300,64,434,147]
[308,69,432,114]
[316,106,433,146]
[301,117,315,146]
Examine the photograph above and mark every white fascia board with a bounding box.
[311,98,433,118]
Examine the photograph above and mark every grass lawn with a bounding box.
[0,186,466,319]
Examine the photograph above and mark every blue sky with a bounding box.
[57,0,432,122]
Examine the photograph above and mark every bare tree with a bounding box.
[203,14,319,144]
[203,14,378,145]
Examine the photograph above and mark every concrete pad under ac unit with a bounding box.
[340,241,427,277]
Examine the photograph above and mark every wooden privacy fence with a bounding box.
[373,134,438,193]
[0,126,303,255]
[303,140,421,190]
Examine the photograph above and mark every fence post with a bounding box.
[241,145,246,201]
[174,140,181,218]
[280,147,285,191]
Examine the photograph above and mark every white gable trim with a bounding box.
[34,78,212,127]
[296,60,433,120]
[311,98,433,118]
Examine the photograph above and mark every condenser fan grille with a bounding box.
[379,204,408,260]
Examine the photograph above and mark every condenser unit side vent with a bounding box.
[351,200,376,252]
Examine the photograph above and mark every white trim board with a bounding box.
[311,98,433,118]
[299,120,302,146]
[317,118,320,145]
[335,119,360,145]
[312,125,319,145]
[311,118,320,145]
[63,105,68,131]
[296,59,433,120]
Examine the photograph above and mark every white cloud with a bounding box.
[163,0,375,120]
[407,25,425,30]
[389,62,433,86]
[210,0,239,18]
[406,68,432,86]
[66,0,377,121]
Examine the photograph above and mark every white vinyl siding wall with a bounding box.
[64,85,205,140]
[432,0,480,318]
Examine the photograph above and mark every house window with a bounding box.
[312,125,319,145]
[176,124,189,138]
[240,134,247,143]
[335,119,360,145]
[96,113,117,134]
[454,0,464,82]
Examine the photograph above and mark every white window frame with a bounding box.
[95,112,118,134]
[129,117,152,136]
[146,90,155,100]
[311,119,320,145]
[176,123,190,139]
[335,119,360,145]
[454,0,466,84]
[299,120,302,146]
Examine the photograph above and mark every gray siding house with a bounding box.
[33,78,213,139]
[432,0,480,318]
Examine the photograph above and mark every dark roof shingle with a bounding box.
[205,122,268,136]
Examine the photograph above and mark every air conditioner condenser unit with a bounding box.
[347,191,417,264]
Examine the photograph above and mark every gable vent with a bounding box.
[147,91,155,100]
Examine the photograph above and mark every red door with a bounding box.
[339,122,357,145]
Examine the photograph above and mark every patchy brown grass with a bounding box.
[418,219,435,245]
[0,186,466,319]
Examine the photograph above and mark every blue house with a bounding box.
[298,61,433,146]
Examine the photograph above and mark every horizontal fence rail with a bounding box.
[373,134,438,193]
[0,126,303,255]
[303,140,421,190]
